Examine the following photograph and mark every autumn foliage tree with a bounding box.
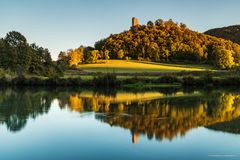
[86,50,101,63]
[213,47,234,69]
[68,47,84,67]
[58,46,104,66]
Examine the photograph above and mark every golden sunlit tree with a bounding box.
[68,47,84,67]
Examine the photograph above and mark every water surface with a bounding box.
[0,88,240,160]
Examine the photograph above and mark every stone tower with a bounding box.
[132,132,139,144]
[132,17,139,27]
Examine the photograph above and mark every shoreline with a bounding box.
[0,72,240,89]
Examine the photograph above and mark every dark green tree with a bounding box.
[5,31,31,73]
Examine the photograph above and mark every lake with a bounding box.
[0,87,240,160]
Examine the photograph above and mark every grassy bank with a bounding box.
[0,72,240,89]
[0,60,239,88]
[64,60,235,80]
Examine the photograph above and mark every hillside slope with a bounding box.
[77,60,213,73]
[205,25,240,44]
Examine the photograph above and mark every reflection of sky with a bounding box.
[0,102,239,160]
[1,0,240,59]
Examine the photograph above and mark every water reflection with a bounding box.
[0,88,240,144]
[0,88,53,132]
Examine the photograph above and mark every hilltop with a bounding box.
[94,19,240,69]
[205,25,240,44]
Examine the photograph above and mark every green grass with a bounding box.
[64,60,240,85]
[76,60,215,73]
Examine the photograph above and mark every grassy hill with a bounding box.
[205,25,240,44]
[76,60,214,73]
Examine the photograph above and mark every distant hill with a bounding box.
[205,25,240,44]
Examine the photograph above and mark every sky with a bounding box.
[0,0,240,60]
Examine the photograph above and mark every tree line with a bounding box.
[0,31,62,77]
[57,46,109,69]
[58,19,240,69]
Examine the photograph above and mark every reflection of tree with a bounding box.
[1,87,240,143]
[0,88,176,133]
[65,91,240,143]
[206,93,240,134]
[0,88,53,132]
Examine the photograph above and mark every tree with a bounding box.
[117,50,124,59]
[43,49,53,65]
[28,43,43,74]
[86,50,100,63]
[147,21,154,28]
[232,44,240,64]
[5,31,27,47]
[57,51,69,70]
[180,23,187,30]
[155,19,164,26]
[0,38,14,69]
[68,47,84,67]
[213,47,234,69]
[58,51,68,61]
[30,45,61,76]
[103,50,110,60]
[5,31,31,73]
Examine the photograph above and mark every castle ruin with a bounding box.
[132,17,139,27]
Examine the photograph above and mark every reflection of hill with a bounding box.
[65,91,240,142]
[76,91,200,104]
[207,117,240,134]
[0,87,240,144]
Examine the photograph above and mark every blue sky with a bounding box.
[0,0,240,59]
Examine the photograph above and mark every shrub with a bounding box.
[123,76,152,84]
[65,77,82,86]
[0,77,9,85]
[202,72,213,85]
[45,77,60,86]
[182,76,203,86]
[155,76,180,83]
[27,77,45,86]
[93,73,118,87]
[215,77,240,86]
